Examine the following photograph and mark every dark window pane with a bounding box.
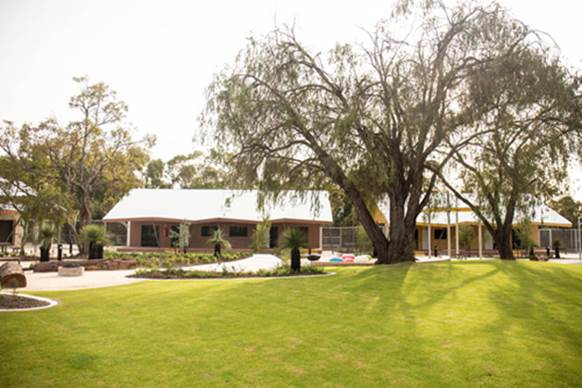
[434,229,447,240]
[0,220,13,243]
[141,225,160,247]
[201,225,218,237]
[229,226,248,237]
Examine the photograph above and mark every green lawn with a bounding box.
[1,261,582,387]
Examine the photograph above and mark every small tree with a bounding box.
[38,224,54,262]
[515,219,535,259]
[80,225,109,259]
[207,228,231,261]
[250,219,271,252]
[355,225,373,255]
[280,228,308,273]
[552,239,561,259]
[458,226,474,257]
[179,223,191,254]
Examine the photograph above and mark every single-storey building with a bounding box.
[103,189,333,251]
[0,205,23,249]
[376,198,573,256]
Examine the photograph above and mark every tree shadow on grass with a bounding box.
[473,261,582,384]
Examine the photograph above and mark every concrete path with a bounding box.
[548,259,582,265]
[21,270,142,291]
[183,254,283,273]
[415,255,451,263]
[15,254,284,292]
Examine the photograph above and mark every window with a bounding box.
[434,229,447,240]
[229,226,248,237]
[141,225,160,247]
[201,225,218,237]
[0,220,13,243]
[295,227,309,241]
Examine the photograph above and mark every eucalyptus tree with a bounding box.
[19,77,154,241]
[435,39,581,259]
[202,2,533,263]
[0,121,71,254]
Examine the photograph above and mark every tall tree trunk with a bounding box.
[18,220,29,257]
[76,191,92,255]
[494,225,515,260]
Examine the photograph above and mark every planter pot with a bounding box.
[88,243,104,260]
[40,247,50,262]
[58,266,84,277]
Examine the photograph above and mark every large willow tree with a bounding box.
[202,2,542,263]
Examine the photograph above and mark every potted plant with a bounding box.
[39,224,54,262]
[280,228,308,273]
[207,228,231,261]
[80,225,109,260]
[552,239,561,259]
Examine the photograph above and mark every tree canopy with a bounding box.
[202,1,555,263]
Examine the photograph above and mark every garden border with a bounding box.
[0,292,59,312]
[130,272,336,281]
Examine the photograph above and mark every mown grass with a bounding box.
[1,261,581,387]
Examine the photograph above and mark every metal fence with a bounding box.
[321,227,357,251]
[539,228,582,252]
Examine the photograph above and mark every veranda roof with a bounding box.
[378,199,572,228]
[103,189,333,224]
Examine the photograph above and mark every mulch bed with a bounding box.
[0,294,50,309]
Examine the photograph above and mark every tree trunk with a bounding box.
[77,192,93,255]
[18,220,29,257]
[494,226,515,260]
[291,247,301,272]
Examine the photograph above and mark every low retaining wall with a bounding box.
[33,259,137,273]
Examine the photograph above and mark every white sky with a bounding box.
[1,0,581,196]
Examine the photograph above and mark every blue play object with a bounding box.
[329,257,343,262]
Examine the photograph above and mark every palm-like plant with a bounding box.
[250,219,271,252]
[80,225,109,259]
[207,228,231,260]
[38,224,55,262]
[280,228,308,272]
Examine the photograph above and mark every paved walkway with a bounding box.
[183,254,283,273]
[17,254,283,291]
[21,270,141,291]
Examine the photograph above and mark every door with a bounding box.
[269,226,279,248]
[141,225,160,247]
[0,220,13,243]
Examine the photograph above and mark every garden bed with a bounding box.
[131,266,326,279]
[0,293,57,311]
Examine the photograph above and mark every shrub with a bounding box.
[133,265,326,279]
[250,219,271,252]
[279,228,308,272]
[355,225,373,255]
[80,225,109,245]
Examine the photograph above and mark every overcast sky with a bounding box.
[1,0,581,196]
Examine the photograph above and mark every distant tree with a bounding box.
[458,226,474,256]
[550,196,582,225]
[250,219,271,252]
[0,121,71,255]
[144,159,170,188]
[21,77,154,245]
[202,2,537,264]
[436,30,581,259]
[166,151,227,189]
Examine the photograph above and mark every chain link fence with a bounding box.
[539,228,582,252]
[321,227,357,251]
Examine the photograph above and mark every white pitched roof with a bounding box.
[103,189,333,224]
[379,199,572,227]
